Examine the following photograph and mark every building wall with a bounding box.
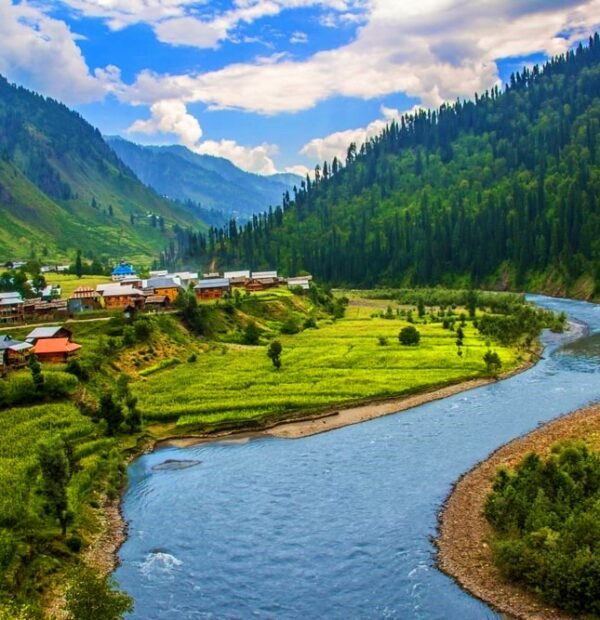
[195,288,226,301]
[155,287,180,303]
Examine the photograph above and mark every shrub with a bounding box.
[280,317,300,335]
[398,326,420,346]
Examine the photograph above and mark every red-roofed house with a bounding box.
[32,338,81,363]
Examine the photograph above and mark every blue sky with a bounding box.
[1,1,599,175]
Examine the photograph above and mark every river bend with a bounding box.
[115,296,600,619]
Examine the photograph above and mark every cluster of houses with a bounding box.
[0,262,314,324]
[0,325,81,373]
[75,264,314,309]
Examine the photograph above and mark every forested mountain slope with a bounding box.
[185,35,600,298]
[106,137,301,224]
[0,76,202,262]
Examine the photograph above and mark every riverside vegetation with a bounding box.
[485,442,600,616]
[0,285,561,618]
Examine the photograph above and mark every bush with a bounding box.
[398,326,420,346]
[485,443,600,615]
[280,317,300,335]
[242,321,261,345]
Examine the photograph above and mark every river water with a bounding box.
[115,296,600,619]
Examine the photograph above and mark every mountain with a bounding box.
[184,35,600,299]
[0,75,203,263]
[106,137,302,224]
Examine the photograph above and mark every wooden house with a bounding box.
[0,335,31,369]
[224,270,250,288]
[31,338,81,363]
[100,285,145,309]
[146,277,183,303]
[26,325,72,343]
[194,278,230,301]
[0,292,24,323]
[144,295,169,311]
[68,287,101,312]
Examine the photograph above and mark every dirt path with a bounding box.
[436,402,600,619]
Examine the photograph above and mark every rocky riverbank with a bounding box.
[436,401,600,619]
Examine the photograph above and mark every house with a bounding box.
[194,278,230,301]
[30,300,68,321]
[171,272,199,287]
[0,292,24,323]
[224,270,250,288]
[40,285,61,301]
[111,261,137,281]
[0,335,32,369]
[6,342,33,368]
[244,276,279,292]
[149,270,168,278]
[26,325,73,343]
[101,285,145,309]
[144,295,169,311]
[146,277,183,303]
[287,276,312,291]
[202,271,221,279]
[31,338,81,363]
[68,287,101,312]
[119,276,144,289]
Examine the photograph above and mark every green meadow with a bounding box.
[135,302,521,432]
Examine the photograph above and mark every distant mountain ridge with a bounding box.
[106,137,302,223]
[0,75,203,263]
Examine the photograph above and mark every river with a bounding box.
[115,296,600,619]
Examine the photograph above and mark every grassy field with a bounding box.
[134,302,520,431]
[44,274,111,297]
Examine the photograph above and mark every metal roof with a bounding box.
[195,278,230,289]
[252,271,278,279]
[8,342,32,352]
[147,277,182,289]
[224,270,250,279]
[26,326,67,340]
[0,292,23,301]
[0,335,23,350]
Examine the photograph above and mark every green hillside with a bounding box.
[186,35,600,299]
[0,76,204,264]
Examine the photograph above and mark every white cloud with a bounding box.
[0,1,118,104]
[285,164,311,177]
[194,139,278,175]
[290,31,309,44]
[127,99,278,174]
[127,99,203,147]
[300,104,404,162]
[55,0,368,48]
[121,0,600,116]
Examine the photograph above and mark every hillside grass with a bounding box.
[134,302,520,432]
[44,274,111,297]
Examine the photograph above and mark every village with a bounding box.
[0,261,313,373]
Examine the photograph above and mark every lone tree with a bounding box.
[399,325,420,346]
[483,350,502,376]
[99,393,124,436]
[28,354,44,394]
[38,438,71,535]
[243,321,261,345]
[267,340,282,370]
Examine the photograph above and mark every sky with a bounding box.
[1,1,600,176]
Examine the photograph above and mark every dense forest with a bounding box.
[177,35,600,297]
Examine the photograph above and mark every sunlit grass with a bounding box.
[135,311,519,429]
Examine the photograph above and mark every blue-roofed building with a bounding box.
[111,261,137,281]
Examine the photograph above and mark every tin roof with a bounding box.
[195,278,230,289]
[26,326,67,340]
